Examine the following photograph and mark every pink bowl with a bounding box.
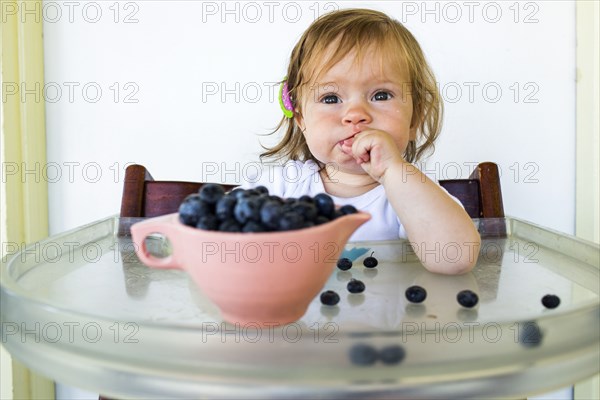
[131,212,370,326]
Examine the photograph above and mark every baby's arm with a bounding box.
[352,130,481,275]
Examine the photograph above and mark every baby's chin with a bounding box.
[319,158,369,176]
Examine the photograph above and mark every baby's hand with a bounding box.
[350,129,405,182]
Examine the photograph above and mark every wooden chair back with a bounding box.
[439,162,504,219]
[120,164,234,218]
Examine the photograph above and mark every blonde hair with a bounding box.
[261,8,442,164]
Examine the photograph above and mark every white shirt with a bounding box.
[240,160,408,242]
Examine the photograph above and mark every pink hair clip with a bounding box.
[279,80,294,118]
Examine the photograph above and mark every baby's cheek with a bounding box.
[393,137,410,155]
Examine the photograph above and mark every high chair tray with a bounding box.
[1,216,598,399]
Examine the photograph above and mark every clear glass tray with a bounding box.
[1,216,598,399]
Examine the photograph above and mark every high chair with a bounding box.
[102,162,505,400]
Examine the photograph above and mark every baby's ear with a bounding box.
[295,113,306,134]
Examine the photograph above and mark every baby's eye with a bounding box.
[321,94,340,104]
[372,91,393,101]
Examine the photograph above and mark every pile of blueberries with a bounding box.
[178,183,358,232]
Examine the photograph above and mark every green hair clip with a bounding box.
[279,80,294,119]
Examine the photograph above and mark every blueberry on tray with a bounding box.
[541,294,560,309]
[363,252,378,268]
[320,290,340,306]
[337,257,353,271]
[347,279,366,294]
[457,290,479,308]
[405,286,427,303]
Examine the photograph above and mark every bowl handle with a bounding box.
[131,214,182,269]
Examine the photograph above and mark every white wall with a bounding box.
[36,1,575,398]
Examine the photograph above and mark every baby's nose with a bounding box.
[343,103,372,125]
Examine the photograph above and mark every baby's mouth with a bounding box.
[339,135,356,154]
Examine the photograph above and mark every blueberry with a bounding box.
[298,195,314,204]
[244,189,261,197]
[218,219,242,232]
[254,194,268,209]
[199,183,225,204]
[349,343,378,366]
[337,257,352,271]
[279,211,304,231]
[230,188,248,200]
[267,195,284,204]
[178,194,211,226]
[215,195,237,221]
[380,345,406,365]
[541,294,560,309]
[260,200,283,230]
[234,197,261,224]
[347,279,365,294]
[280,203,293,215]
[196,215,219,230]
[291,202,318,222]
[242,221,267,233]
[519,321,543,348]
[320,290,340,306]
[457,290,479,308]
[254,185,269,195]
[363,252,378,268]
[339,204,358,215]
[314,193,335,218]
[405,286,427,303]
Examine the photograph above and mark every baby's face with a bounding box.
[296,48,415,175]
